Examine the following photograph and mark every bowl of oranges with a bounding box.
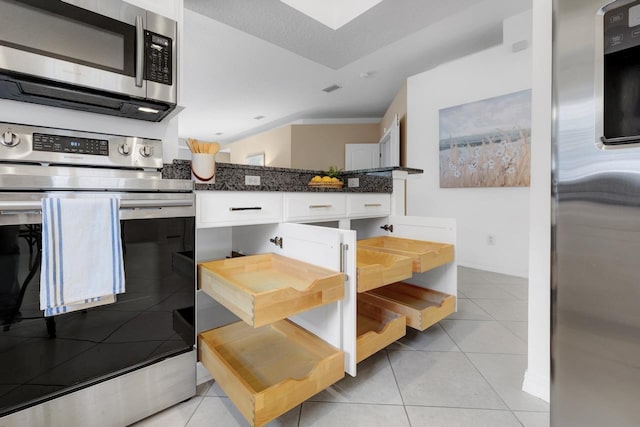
[308,166,344,188]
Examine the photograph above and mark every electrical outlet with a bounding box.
[245,175,260,186]
[348,177,360,188]
[487,234,496,246]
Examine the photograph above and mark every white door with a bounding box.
[351,215,457,297]
[345,143,380,170]
[232,222,358,376]
[380,114,400,167]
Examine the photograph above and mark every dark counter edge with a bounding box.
[342,166,424,175]
[162,161,422,193]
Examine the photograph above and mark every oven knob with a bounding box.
[139,145,153,158]
[118,143,131,156]
[1,131,20,147]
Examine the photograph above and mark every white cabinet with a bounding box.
[284,192,347,222]
[195,195,456,376]
[195,218,358,373]
[195,219,357,426]
[231,222,358,375]
[196,191,283,227]
[352,215,457,297]
[196,192,395,227]
[347,193,391,218]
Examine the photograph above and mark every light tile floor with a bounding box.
[133,267,549,427]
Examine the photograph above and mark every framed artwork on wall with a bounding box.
[245,152,265,166]
[438,89,532,188]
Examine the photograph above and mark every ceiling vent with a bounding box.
[322,84,342,93]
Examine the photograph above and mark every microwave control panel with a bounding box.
[145,31,172,85]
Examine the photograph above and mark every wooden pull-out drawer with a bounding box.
[284,193,347,222]
[347,193,391,218]
[365,282,455,331]
[356,248,412,293]
[197,192,283,228]
[356,294,406,363]
[199,320,345,427]
[198,253,344,328]
[358,236,454,273]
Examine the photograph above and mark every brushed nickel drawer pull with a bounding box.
[229,207,262,211]
[309,204,332,208]
[364,203,382,207]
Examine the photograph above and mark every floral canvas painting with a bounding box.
[439,90,531,188]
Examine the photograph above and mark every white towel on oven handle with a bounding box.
[39,198,125,315]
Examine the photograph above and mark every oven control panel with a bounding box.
[33,133,109,156]
[0,122,163,169]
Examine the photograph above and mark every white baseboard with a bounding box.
[196,361,212,385]
[458,261,528,278]
[522,369,550,402]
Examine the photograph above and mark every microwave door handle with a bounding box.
[135,15,144,88]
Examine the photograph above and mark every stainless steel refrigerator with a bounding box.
[553,0,640,425]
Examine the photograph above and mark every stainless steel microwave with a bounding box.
[0,0,177,122]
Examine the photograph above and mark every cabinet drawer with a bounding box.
[356,248,412,293]
[198,253,344,328]
[347,194,391,218]
[199,320,344,427]
[284,193,347,222]
[197,192,283,228]
[356,294,406,363]
[365,282,456,331]
[358,236,454,273]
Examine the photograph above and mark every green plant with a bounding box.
[324,165,342,178]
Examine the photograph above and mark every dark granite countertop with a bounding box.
[162,161,422,193]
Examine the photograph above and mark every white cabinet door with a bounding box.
[232,222,358,376]
[353,215,457,297]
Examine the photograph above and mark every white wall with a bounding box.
[0,0,183,162]
[123,0,183,21]
[406,9,550,402]
[405,12,532,277]
[523,0,551,403]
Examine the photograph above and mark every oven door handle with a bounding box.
[0,201,44,214]
[0,199,193,215]
[121,199,193,210]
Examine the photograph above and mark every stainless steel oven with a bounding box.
[0,0,178,122]
[0,123,195,426]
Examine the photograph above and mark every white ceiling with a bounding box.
[179,0,532,144]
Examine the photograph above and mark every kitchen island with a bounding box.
[170,161,456,426]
